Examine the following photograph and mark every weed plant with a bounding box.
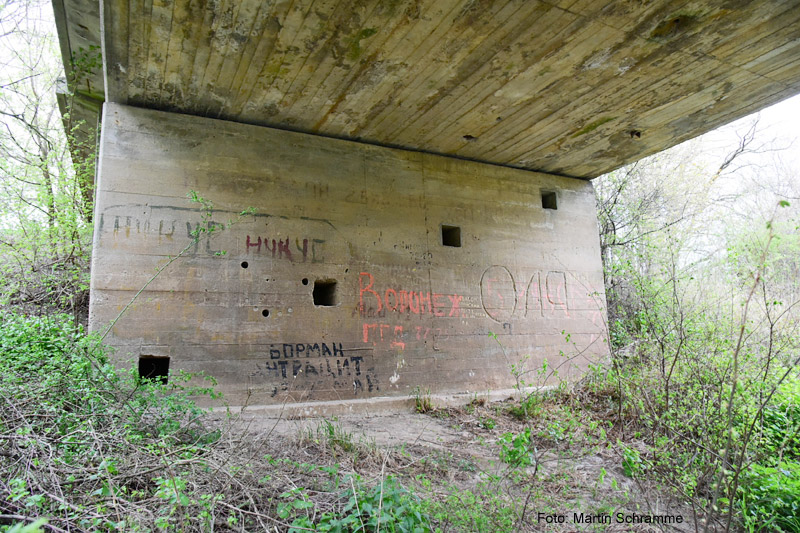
[0,312,442,532]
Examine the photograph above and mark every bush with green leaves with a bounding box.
[0,1,95,319]
[0,311,219,441]
[281,475,431,533]
[737,461,800,533]
[733,379,800,532]
[750,378,800,463]
[498,428,536,468]
[595,158,800,530]
[0,315,443,531]
[0,312,223,531]
[415,477,518,533]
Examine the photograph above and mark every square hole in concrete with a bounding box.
[441,225,461,247]
[541,191,558,210]
[313,279,337,306]
[138,356,169,384]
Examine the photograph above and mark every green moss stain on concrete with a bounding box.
[347,28,378,61]
[571,116,616,138]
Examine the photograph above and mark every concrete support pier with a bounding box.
[91,103,608,406]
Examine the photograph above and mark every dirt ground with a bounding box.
[229,394,703,532]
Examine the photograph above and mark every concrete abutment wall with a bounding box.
[90,103,608,406]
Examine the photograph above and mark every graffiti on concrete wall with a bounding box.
[362,323,408,350]
[356,268,584,351]
[100,207,602,398]
[249,341,379,397]
[99,212,228,254]
[98,211,329,262]
[480,266,569,323]
[100,214,187,241]
[358,271,464,351]
[358,272,463,317]
[245,235,325,263]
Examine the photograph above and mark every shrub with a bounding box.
[498,428,536,468]
[738,461,800,533]
[282,475,431,532]
[0,312,221,530]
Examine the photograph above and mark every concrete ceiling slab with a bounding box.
[55,0,800,178]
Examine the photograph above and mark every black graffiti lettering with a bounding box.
[311,239,325,263]
[263,361,279,377]
[351,356,363,376]
[256,346,377,396]
[159,220,175,238]
[295,238,308,262]
[277,360,288,378]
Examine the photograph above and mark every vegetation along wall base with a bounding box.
[90,103,609,406]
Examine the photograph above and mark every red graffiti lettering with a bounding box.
[432,293,445,317]
[398,291,408,313]
[358,273,464,319]
[246,235,262,253]
[418,292,430,314]
[277,238,291,260]
[391,326,405,350]
[245,235,321,262]
[363,322,405,351]
[414,326,441,341]
[265,238,276,256]
[359,272,382,314]
[385,288,398,311]
[362,323,378,344]
[448,294,462,317]
[408,291,419,314]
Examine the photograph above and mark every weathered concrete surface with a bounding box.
[91,103,608,406]
[54,0,800,179]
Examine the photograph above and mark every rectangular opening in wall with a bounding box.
[441,225,461,247]
[541,191,557,210]
[313,279,337,306]
[138,356,169,384]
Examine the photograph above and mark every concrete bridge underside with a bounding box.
[53,0,800,407]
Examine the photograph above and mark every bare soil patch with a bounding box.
[229,392,701,532]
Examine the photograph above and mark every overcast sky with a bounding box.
[700,93,800,175]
